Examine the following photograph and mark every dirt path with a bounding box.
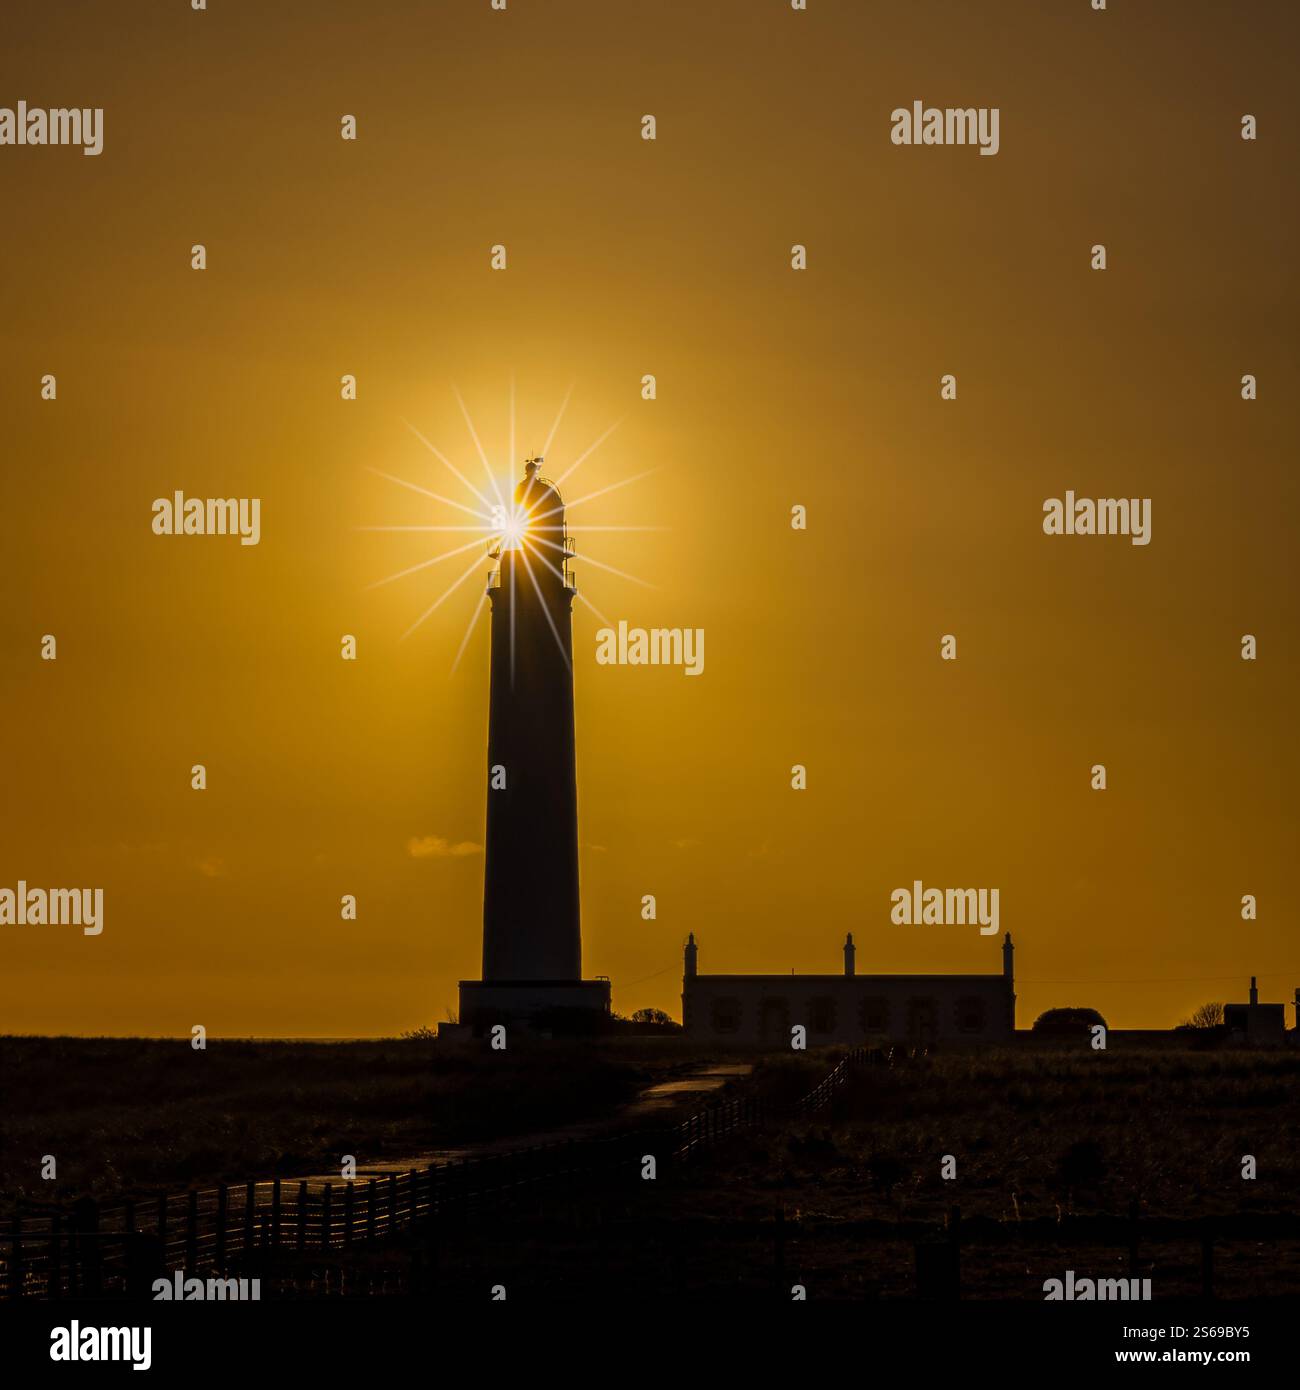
[288,1061,754,1186]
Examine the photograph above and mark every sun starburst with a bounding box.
[361,384,664,669]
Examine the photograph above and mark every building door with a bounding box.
[907,997,938,1044]
[759,997,790,1047]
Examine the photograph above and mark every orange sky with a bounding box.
[1,0,1296,1035]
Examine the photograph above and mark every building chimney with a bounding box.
[1002,931,1014,981]
[843,932,856,977]
[1249,976,1258,1006]
[684,932,698,980]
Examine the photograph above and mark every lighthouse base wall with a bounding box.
[457,979,612,1037]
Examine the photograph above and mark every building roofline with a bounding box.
[686,974,1008,984]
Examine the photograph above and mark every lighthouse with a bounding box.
[457,458,612,1033]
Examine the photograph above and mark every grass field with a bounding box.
[0,1035,693,1202]
[6,1037,1299,1298]
[742,1045,1300,1222]
[411,1044,1300,1300]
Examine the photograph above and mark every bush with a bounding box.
[1032,1007,1107,1036]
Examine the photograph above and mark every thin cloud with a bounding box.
[407,835,482,859]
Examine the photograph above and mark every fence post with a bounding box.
[426,1164,437,1224]
[215,1185,228,1269]
[9,1213,22,1300]
[244,1180,256,1254]
[773,1206,785,1296]
[407,1169,418,1228]
[321,1184,333,1251]
[272,1179,281,1247]
[123,1198,136,1290]
[126,1229,164,1300]
[949,1204,962,1299]
[344,1182,355,1247]
[185,1190,198,1273]
[388,1172,397,1234]
[73,1197,101,1298]
[367,1179,378,1242]
[297,1182,308,1252]
[49,1210,62,1300]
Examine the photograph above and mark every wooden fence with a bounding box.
[795,1045,922,1112]
[4,1045,1286,1300]
[0,1044,913,1300]
[66,1208,1290,1301]
[1,1090,773,1299]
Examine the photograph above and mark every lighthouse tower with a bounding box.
[457,458,612,1033]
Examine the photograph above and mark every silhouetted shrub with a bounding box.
[1033,1007,1107,1036]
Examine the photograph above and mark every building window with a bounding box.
[808,996,837,1035]
[955,996,986,1034]
[711,997,741,1034]
[859,997,890,1034]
